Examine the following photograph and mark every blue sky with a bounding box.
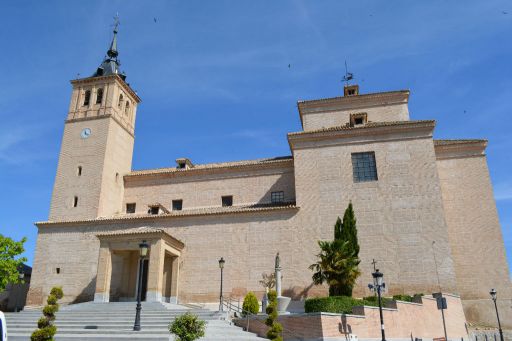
[0,1,510,276]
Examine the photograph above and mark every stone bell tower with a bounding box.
[49,21,141,221]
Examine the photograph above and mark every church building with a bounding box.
[27,26,511,328]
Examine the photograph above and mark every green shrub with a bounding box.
[46,294,58,305]
[37,317,50,329]
[30,325,57,341]
[242,292,260,316]
[305,295,395,314]
[42,304,58,317]
[31,286,63,341]
[305,296,362,314]
[265,289,282,341]
[50,287,64,300]
[169,312,206,341]
[392,294,413,302]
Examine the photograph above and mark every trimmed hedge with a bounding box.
[305,295,393,314]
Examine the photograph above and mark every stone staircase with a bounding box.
[4,302,266,340]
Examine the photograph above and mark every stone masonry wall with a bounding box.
[292,132,458,296]
[436,150,512,329]
[123,166,295,214]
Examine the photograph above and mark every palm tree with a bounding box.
[309,239,361,296]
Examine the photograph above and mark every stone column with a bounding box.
[146,239,165,302]
[170,256,180,304]
[94,244,112,302]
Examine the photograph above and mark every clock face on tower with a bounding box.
[80,128,92,139]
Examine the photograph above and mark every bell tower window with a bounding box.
[83,90,91,106]
[118,94,124,108]
[125,101,130,115]
[96,88,104,104]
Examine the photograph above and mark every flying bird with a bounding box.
[503,11,508,14]
[288,64,291,68]
[154,17,157,23]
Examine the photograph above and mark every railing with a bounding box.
[221,296,304,340]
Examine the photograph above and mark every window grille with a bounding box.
[351,152,378,182]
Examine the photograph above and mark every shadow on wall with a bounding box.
[71,276,97,304]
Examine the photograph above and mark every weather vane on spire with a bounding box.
[112,13,120,32]
[342,60,354,85]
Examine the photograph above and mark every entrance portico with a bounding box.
[93,227,184,304]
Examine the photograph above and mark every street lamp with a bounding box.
[14,272,25,313]
[133,240,149,331]
[218,257,225,312]
[490,289,504,341]
[369,269,386,341]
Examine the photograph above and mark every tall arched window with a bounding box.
[83,90,91,106]
[96,88,103,104]
[73,196,78,207]
[118,94,124,108]
[125,101,130,115]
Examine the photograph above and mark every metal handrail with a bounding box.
[221,297,304,340]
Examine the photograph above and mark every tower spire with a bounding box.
[107,14,119,59]
[93,14,126,81]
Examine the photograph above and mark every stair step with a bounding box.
[5,301,265,340]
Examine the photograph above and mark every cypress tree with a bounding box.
[341,202,359,257]
[334,217,342,240]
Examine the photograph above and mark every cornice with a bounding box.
[35,203,299,227]
[288,120,435,149]
[434,139,487,160]
[65,114,135,138]
[70,74,141,103]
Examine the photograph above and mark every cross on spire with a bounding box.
[371,258,378,272]
[107,14,120,59]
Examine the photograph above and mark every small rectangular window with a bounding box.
[126,203,136,214]
[73,196,78,207]
[271,191,285,203]
[351,152,378,182]
[172,200,183,211]
[222,195,233,207]
[56,268,61,274]
[77,166,82,176]
[149,206,160,215]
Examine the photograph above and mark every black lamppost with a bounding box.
[133,240,149,331]
[218,257,225,312]
[369,269,386,341]
[490,289,504,341]
[14,272,25,312]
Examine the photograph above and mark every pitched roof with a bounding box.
[96,226,165,237]
[288,120,436,137]
[36,202,299,227]
[297,89,409,105]
[127,156,293,177]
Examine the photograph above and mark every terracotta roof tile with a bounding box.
[297,90,409,105]
[127,156,293,177]
[288,120,435,137]
[36,202,299,227]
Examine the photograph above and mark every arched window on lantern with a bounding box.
[96,88,104,104]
